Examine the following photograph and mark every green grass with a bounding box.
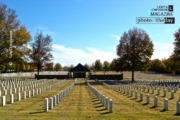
[90,80,180,120]
[0,72,180,119]
[0,79,74,120]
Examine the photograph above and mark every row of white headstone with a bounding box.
[126,80,179,92]
[103,82,176,99]
[86,80,113,113]
[1,79,66,106]
[44,81,75,112]
[103,82,180,114]
[0,78,52,89]
[0,79,56,96]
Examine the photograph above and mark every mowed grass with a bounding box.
[0,79,74,120]
[1,72,180,119]
[88,80,180,120]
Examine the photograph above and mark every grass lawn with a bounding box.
[0,72,180,119]
[89,80,180,120]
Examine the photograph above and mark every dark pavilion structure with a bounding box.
[35,63,123,80]
[69,63,90,79]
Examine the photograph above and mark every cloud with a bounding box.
[52,44,117,66]
[51,42,174,66]
[151,42,173,59]
[108,34,120,41]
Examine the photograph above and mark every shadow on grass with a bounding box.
[100,111,111,115]
[97,108,106,111]
[130,98,137,100]
[150,106,157,109]
[127,96,132,98]
[93,101,101,105]
[94,104,104,108]
[160,109,168,112]
[174,113,180,116]
[169,98,174,100]
[91,99,99,102]
[136,100,142,102]
[29,111,46,114]
[142,103,149,106]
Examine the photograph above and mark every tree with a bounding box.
[89,63,95,71]
[54,63,62,71]
[63,65,70,71]
[69,64,74,70]
[165,54,180,75]
[117,27,154,81]
[44,62,54,71]
[103,61,110,72]
[110,59,116,71]
[30,32,53,79]
[94,59,103,71]
[84,63,90,70]
[173,28,180,70]
[0,3,31,68]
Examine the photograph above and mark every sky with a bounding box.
[1,0,180,66]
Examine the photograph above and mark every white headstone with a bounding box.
[10,94,14,104]
[109,99,113,113]
[18,92,21,101]
[50,97,53,109]
[154,96,158,107]
[146,94,150,104]
[44,98,48,112]
[1,96,6,106]
[24,91,26,99]
[135,91,137,99]
[163,89,166,97]
[28,91,31,98]
[140,93,143,101]
[171,91,174,99]
[54,96,56,106]
[176,101,180,114]
[105,97,108,109]
[164,98,168,110]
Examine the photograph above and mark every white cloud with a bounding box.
[108,34,120,41]
[52,44,117,66]
[52,42,174,66]
[151,42,173,60]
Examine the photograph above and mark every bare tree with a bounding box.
[30,31,53,79]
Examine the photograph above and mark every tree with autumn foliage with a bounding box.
[30,32,53,79]
[173,28,180,71]
[44,62,54,71]
[54,63,62,71]
[0,3,31,72]
[117,27,154,81]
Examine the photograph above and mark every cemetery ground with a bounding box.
[0,72,180,119]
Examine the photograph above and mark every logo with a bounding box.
[136,5,175,24]
[150,5,173,16]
